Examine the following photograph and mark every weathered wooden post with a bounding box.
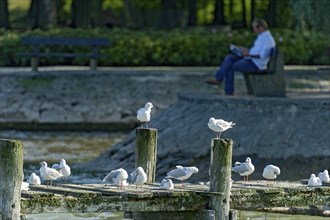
[209,138,233,220]
[0,139,24,220]
[135,128,157,184]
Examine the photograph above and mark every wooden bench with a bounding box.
[20,37,110,71]
[241,48,286,97]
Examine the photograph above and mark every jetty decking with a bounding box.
[21,180,330,217]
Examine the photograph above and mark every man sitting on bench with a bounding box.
[205,18,276,96]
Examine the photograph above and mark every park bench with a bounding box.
[20,37,110,71]
[240,47,286,97]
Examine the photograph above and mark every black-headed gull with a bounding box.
[39,161,63,186]
[208,117,236,139]
[308,174,322,187]
[137,102,155,128]
[232,157,255,181]
[53,159,71,183]
[103,168,128,188]
[262,164,281,181]
[160,179,174,190]
[318,170,330,183]
[166,165,199,186]
[27,173,41,185]
[130,167,147,189]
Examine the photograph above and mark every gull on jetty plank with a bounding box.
[20,181,330,217]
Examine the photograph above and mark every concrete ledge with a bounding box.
[0,121,138,132]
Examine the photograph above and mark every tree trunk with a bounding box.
[266,0,277,27]
[44,0,58,27]
[90,0,103,27]
[28,0,58,29]
[161,0,179,29]
[213,0,225,25]
[0,0,10,29]
[241,0,247,27]
[188,0,197,26]
[123,0,142,29]
[251,0,255,23]
[71,0,101,28]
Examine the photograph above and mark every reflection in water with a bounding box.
[0,131,327,220]
[25,212,125,220]
[25,211,326,220]
[238,211,326,220]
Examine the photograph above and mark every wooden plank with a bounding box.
[20,182,330,216]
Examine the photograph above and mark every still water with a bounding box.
[25,211,328,220]
[0,130,326,220]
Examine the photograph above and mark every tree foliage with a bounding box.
[2,0,329,32]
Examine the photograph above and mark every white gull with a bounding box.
[27,173,41,185]
[262,164,281,180]
[308,174,322,187]
[130,167,147,188]
[232,157,255,181]
[137,102,155,128]
[57,159,71,181]
[208,117,236,139]
[160,179,174,190]
[21,182,29,191]
[166,165,199,186]
[103,168,128,188]
[318,170,330,183]
[39,161,63,186]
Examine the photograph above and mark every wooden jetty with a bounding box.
[2,132,330,220]
[20,181,330,218]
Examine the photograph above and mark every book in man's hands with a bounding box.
[230,44,243,57]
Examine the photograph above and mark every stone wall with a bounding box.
[85,92,330,182]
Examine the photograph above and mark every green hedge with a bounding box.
[0,28,329,67]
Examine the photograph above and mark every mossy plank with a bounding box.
[20,181,330,217]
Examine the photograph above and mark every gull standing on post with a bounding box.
[166,165,199,186]
[130,167,147,189]
[208,117,236,139]
[232,157,255,181]
[262,165,280,182]
[103,168,128,188]
[137,102,155,128]
[27,173,41,185]
[39,161,63,186]
[318,170,330,183]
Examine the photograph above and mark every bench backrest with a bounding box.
[21,37,110,46]
[267,47,284,74]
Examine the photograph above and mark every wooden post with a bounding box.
[0,139,24,220]
[209,138,233,220]
[135,128,157,184]
[31,57,38,71]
